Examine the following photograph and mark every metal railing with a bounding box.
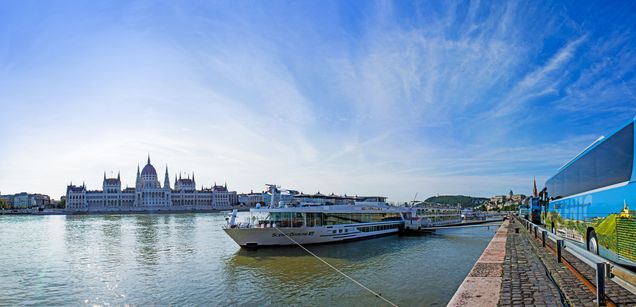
[514,216,636,306]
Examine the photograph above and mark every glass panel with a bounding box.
[292,212,304,227]
[547,123,633,198]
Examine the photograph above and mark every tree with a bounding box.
[0,199,11,209]
[57,199,66,209]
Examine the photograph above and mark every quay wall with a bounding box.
[447,219,508,306]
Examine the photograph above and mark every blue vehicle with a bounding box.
[545,117,636,267]
[519,203,530,220]
[528,197,542,224]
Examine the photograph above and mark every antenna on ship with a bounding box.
[410,192,418,207]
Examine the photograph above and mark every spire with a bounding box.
[104,172,106,180]
[117,171,120,181]
[192,172,195,182]
[147,154,151,165]
[136,164,141,188]
[164,165,170,190]
[224,182,227,189]
[532,177,538,197]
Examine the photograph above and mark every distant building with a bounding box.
[238,191,263,207]
[510,194,526,203]
[66,156,237,212]
[490,195,506,204]
[0,192,50,209]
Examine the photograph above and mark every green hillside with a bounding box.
[424,195,488,208]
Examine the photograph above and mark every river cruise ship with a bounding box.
[223,190,412,247]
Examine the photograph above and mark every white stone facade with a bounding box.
[238,192,263,207]
[66,156,237,212]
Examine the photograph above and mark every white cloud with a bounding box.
[1,1,633,202]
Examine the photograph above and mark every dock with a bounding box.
[399,218,503,235]
[449,216,636,306]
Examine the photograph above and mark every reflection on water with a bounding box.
[0,213,496,306]
[135,215,160,266]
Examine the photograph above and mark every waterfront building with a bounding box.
[238,191,264,207]
[66,156,237,212]
[0,192,51,209]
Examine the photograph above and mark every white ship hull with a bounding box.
[224,223,401,247]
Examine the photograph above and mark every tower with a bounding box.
[532,177,538,197]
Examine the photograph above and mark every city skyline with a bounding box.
[2,1,636,201]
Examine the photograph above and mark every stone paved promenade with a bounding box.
[450,217,636,307]
[499,219,565,306]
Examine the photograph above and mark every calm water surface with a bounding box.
[0,213,497,306]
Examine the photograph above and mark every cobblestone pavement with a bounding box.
[514,218,636,306]
[531,228,636,306]
[529,230,596,306]
[498,220,565,307]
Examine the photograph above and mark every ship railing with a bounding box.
[518,216,636,305]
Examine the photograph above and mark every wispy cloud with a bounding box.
[490,34,588,118]
[1,1,636,201]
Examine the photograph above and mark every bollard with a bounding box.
[534,226,537,238]
[557,240,563,263]
[542,230,546,247]
[515,228,519,234]
[596,262,606,306]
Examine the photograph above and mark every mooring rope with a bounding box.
[273,226,399,307]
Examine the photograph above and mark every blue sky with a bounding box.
[1,1,636,201]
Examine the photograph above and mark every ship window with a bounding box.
[292,212,304,228]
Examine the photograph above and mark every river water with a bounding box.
[0,213,497,306]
